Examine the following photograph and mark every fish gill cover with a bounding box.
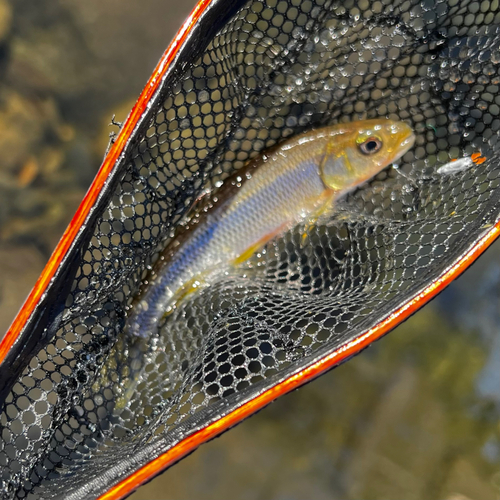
[1,0,500,498]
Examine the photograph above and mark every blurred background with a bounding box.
[0,1,499,499]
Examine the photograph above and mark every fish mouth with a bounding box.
[391,123,416,161]
[399,132,416,157]
[399,123,416,155]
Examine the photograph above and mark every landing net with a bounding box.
[2,0,500,498]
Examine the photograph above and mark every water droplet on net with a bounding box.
[319,29,331,46]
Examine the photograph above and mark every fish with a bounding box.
[126,119,415,337]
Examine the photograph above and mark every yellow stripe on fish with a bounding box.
[126,119,415,337]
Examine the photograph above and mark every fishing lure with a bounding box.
[437,157,474,175]
[437,152,487,176]
[127,119,415,337]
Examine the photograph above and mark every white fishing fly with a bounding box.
[437,157,474,175]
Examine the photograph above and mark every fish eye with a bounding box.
[358,136,383,155]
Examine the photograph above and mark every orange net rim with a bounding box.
[97,222,500,500]
[0,0,215,366]
[1,0,499,497]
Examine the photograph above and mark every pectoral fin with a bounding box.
[233,223,289,265]
[300,190,338,246]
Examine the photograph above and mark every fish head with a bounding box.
[320,119,415,191]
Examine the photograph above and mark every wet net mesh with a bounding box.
[2,0,500,498]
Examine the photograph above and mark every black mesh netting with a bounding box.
[2,0,500,498]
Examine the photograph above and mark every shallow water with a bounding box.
[0,1,499,499]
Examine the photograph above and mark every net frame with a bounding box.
[1,0,500,498]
